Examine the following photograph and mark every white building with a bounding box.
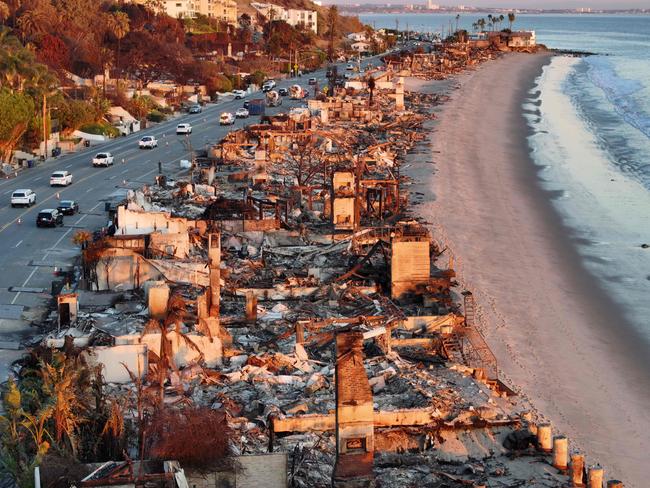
[161,0,197,18]
[347,32,367,42]
[251,2,318,33]
[351,41,371,53]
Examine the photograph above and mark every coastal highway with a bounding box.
[0,57,383,345]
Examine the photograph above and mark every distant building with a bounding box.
[351,41,371,53]
[506,30,536,48]
[426,0,439,9]
[251,2,318,33]
[160,0,197,18]
[347,32,367,42]
[129,0,236,23]
[198,0,237,24]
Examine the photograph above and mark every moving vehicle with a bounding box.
[50,171,72,186]
[308,78,317,85]
[57,200,79,215]
[233,90,246,99]
[278,88,289,96]
[188,104,202,114]
[262,79,276,92]
[220,112,236,125]
[346,64,355,70]
[243,100,250,109]
[289,85,307,100]
[248,99,265,116]
[176,123,192,134]
[265,90,282,107]
[36,209,63,227]
[235,108,249,119]
[92,152,114,167]
[11,189,35,207]
[139,136,158,149]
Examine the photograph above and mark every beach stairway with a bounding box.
[441,333,465,364]
[463,291,476,328]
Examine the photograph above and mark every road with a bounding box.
[0,57,385,351]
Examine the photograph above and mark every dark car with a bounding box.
[243,100,250,109]
[57,200,79,215]
[37,209,63,227]
[278,88,288,96]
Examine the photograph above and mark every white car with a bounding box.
[50,170,72,186]
[11,189,35,207]
[220,112,236,125]
[233,90,246,99]
[176,123,192,135]
[235,108,249,119]
[262,80,276,92]
[92,152,114,167]
[139,136,158,149]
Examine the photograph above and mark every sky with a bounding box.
[330,0,650,8]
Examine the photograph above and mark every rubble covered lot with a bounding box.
[24,44,593,488]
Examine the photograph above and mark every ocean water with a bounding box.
[362,14,650,342]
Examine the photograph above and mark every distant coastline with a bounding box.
[342,8,650,16]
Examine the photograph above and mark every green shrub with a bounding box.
[79,122,119,137]
[147,110,166,123]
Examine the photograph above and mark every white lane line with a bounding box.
[64,164,73,169]
[3,189,13,195]
[121,169,129,174]
[109,175,117,180]
[14,240,22,248]
[11,267,39,304]
[86,187,94,193]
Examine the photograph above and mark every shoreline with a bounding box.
[407,52,650,487]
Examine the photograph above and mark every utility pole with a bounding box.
[42,94,47,161]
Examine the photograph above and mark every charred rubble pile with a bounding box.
[29,71,588,488]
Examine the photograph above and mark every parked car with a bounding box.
[243,100,250,109]
[36,209,63,227]
[92,152,114,167]
[49,170,72,186]
[57,200,79,215]
[220,112,236,125]
[235,108,249,119]
[278,88,288,96]
[308,77,317,85]
[233,90,246,99]
[188,104,202,114]
[176,123,192,134]
[139,136,158,149]
[346,64,355,70]
[11,189,35,207]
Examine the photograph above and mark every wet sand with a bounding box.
[408,52,650,487]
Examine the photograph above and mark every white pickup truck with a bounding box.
[92,152,114,167]
[11,189,36,207]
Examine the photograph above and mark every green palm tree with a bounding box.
[508,12,516,30]
[499,14,505,31]
[455,14,460,32]
[110,11,130,85]
[16,9,46,42]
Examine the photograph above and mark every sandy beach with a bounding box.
[408,53,650,487]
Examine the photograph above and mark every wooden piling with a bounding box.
[588,465,604,488]
[571,454,585,486]
[537,423,552,452]
[552,435,568,470]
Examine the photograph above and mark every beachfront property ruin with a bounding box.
[6,38,625,488]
